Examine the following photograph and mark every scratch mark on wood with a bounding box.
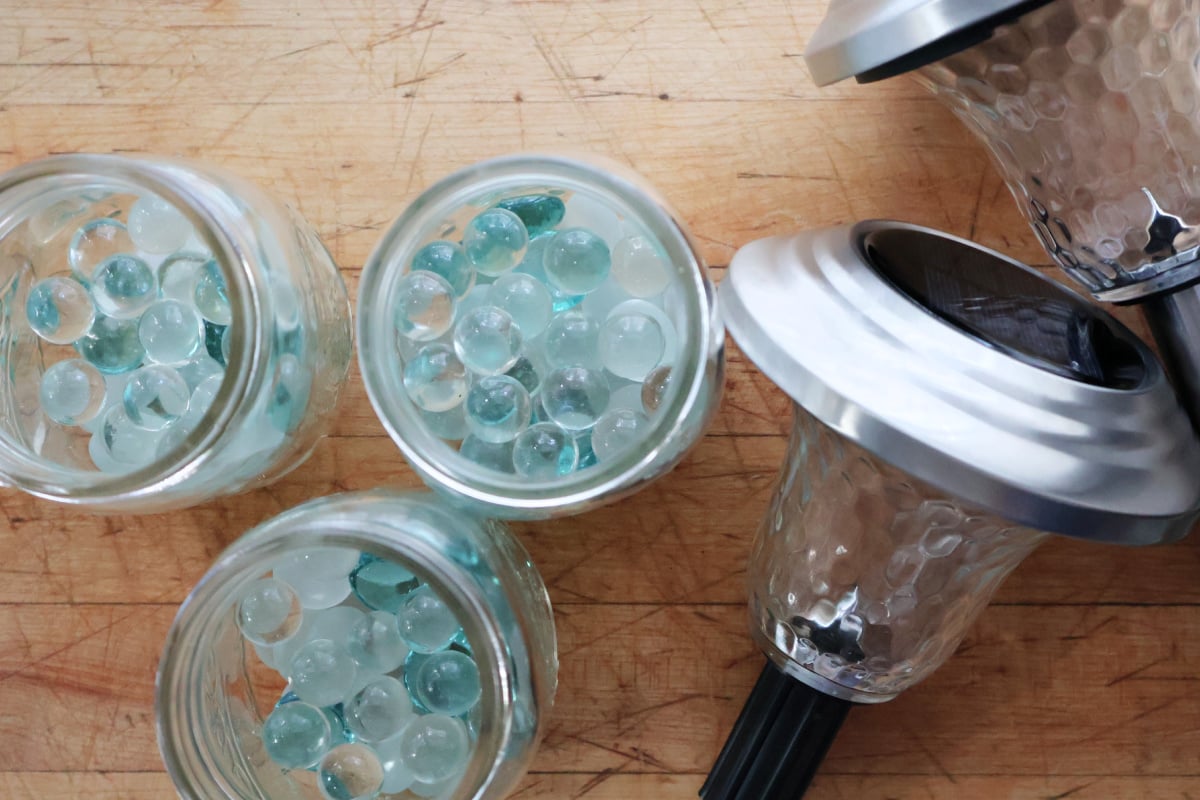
[269,40,335,61]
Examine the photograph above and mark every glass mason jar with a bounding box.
[358,154,724,519]
[157,490,557,800]
[0,154,352,511]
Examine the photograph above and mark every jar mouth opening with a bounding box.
[156,503,511,800]
[0,154,264,506]
[357,153,716,515]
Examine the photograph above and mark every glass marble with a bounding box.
[75,315,145,374]
[374,735,417,794]
[290,639,359,707]
[463,207,528,276]
[319,743,384,800]
[543,228,611,295]
[193,260,232,325]
[512,422,578,478]
[39,359,106,426]
[465,374,531,443]
[344,675,414,742]
[403,344,467,413]
[488,272,552,337]
[123,364,190,430]
[453,306,523,376]
[542,310,601,369]
[559,192,623,246]
[157,252,210,302]
[262,701,330,770]
[599,312,665,381]
[128,193,192,254]
[397,585,461,654]
[94,405,162,467]
[590,408,649,463]
[236,577,302,646]
[68,218,134,282]
[204,320,226,365]
[612,235,671,297]
[420,405,469,440]
[541,366,610,431]
[26,277,96,345]
[456,283,493,321]
[346,610,410,674]
[397,714,472,784]
[91,254,157,319]
[413,240,475,297]
[274,548,357,610]
[394,271,456,342]
[350,555,420,614]
[497,193,566,235]
[412,650,482,717]
[459,435,516,473]
[176,355,224,390]
[27,198,87,245]
[609,298,678,365]
[642,365,672,415]
[505,355,542,395]
[518,235,585,314]
[138,300,204,364]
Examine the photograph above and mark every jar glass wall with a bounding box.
[358,154,723,519]
[156,490,557,800]
[0,154,352,511]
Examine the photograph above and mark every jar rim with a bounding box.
[357,153,720,517]
[0,153,269,507]
[155,491,521,800]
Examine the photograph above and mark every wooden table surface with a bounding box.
[2,2,1199,798]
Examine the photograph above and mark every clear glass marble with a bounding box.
[158,491,558,800]
[0,154,352,511]
[512,422,578,478]
[465,375,532,444]
[404,344,468,413]
[235,578,302,646]
[39,359,106,426]
[395,271,457,342]
[290,639,359,707]
[591,408,649,463]
[358,154,724,518]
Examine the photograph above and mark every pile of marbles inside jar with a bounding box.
[393,189,681,478]
[22,191,235,472]
[238,547,481,799]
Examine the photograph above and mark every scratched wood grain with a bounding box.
[0,2,1197,799]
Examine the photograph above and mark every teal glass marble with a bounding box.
[397,585,461,654]
[26,276,95,344]
[128,193,192,254]
[543,228,611,295]
[453,306,523,376]
[542,309,601,369]
[345,610,409,674]
[459,435,515,473]
[289,639,359,707]
[590,408,649,463]
[512,423,578,478]
[412,650,482,717]
[465,374,531,443]
[496,193,565,236]
[412,240,475,297]
[68,218,134,282]
[204,321,227,366]
[403,343,467,413]
[138,299,204,364]
[157,252,210,303]
[75,315,146,374]
[397,714,472,784]
[91,254,157,319]
[488,272,552,337]
[350,555,420,614]
[39,359,106,425]
[599,311,665,381]
[123,364,190,431]
[541,366,610,432]
[236,577,302,646]
[262,701,331,769]
[193,260,232,325]
[394,271,456,342]
[344,675,414,742]
[274,547,357,610]
[319,743,384,800]
[642,365,672,415]
[463,208,528,277]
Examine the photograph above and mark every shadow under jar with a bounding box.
[0,154,352,511]
[357,154,724,519]
[157,490,557,800]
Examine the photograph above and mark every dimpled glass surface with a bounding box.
[749,406,1047,699]
[917,1,1200,296]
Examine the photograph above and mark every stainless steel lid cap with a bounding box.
[721,221,1200,544]
[804,0,1052,85]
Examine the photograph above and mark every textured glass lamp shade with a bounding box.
[915,1,1200,301]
